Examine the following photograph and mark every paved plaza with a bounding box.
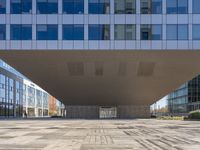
[0,119,200,150]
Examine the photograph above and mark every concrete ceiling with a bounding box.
[1,50,200,106]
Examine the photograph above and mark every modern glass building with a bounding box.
[0,0,200,50]
[1,0,200,118]
[168,75,200,115]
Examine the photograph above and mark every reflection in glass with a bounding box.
[193,25,200,40]
[167,24,188,40]
[167,0,188,14]
[141,24,162,40]
[11,0,32,14]
[37,25,58,40]
[0,0,6,14]
[115,0,136,14]
[89,24,110,40]
[115,24,136,40]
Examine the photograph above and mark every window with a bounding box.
[115,0,136,14]
[0,24,6,40]
[0,0,6,14]
[115,25,136,40]
[141,0,162,14]
[63,24,84,40]
[193,25,200,40]
[152,0,162,14]
[167,0,188,14]
[10,24,32,40]
[89,24,110,40]
[37,25,58,40]
[141,24,162,40]
[167,24,188,40]
[37,0,58,14]
[10,0,32,14]
[63,0,84,14]
[193,0,200,14]
[89,0,110,14]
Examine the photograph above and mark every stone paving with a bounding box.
[0,119,200,150]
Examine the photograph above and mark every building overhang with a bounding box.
[1,50,200,106]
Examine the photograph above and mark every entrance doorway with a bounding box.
[99,106,117,119]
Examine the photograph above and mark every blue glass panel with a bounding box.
[11,0,21,14]
[48,25,58,40]
[99,25,110,40]
[167,0,177,14]
[89,25,99,40]
[37,25,48,40]
[178,0,188,14]
[21,25,32,40]
[193,25,200,40]
[63,0,74,14]
[10,25,21,40]
[0,0,6,14]
[37,0,48,14]
[178,25,188,40]
[152,25,162,40]
[167,25,177,40]
[193,0,200,13]
[63,25,73,40]
[152,0,162,14]
[73,25,84,40]
[22,0,32,14]
[48,0,58,14]
[74,0,84,14]
[0,24,6,40]
[89,0,99,14]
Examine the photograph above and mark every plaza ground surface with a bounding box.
[0,119,200,150]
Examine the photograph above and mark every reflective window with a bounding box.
[193,0,200,14]
[63,24,84,40]
[115,24,136,40]
[0,24,6,40]
[193,25,200,40]
[89,0,110,14]
[89,24,110,40]
[141,0,162,14]
[152,0,162,14]
[0,0,6,14]
[10,24,32,40]
[141,24,162,40]
[167,24,188,40]
[115,0,136,14]
[37,0,58,14]
[167,0,188,14]
[63,0,84,14]
[11,0,32,14]
[37,25,58,40]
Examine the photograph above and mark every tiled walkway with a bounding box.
[0,119,199,150]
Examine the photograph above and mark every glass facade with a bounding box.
[0,70,23,118]
[37,0,58,14]
[141,24,162,40]
[63,24,84,40]
[115,0,136,14]
[193,0,200,14]
[0,24,6,40]
[37,24,58,40]
[167,24,188,40]
[10,0,32,14]
[63,0,84,14]
[0,0,6,14]
[167,0,188,14]
[89,0,110,14]
[115,24,136,40]
[193,25,200,40]
[10,24,32,40]
[141,0,162,14]
[89,24,110,40]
